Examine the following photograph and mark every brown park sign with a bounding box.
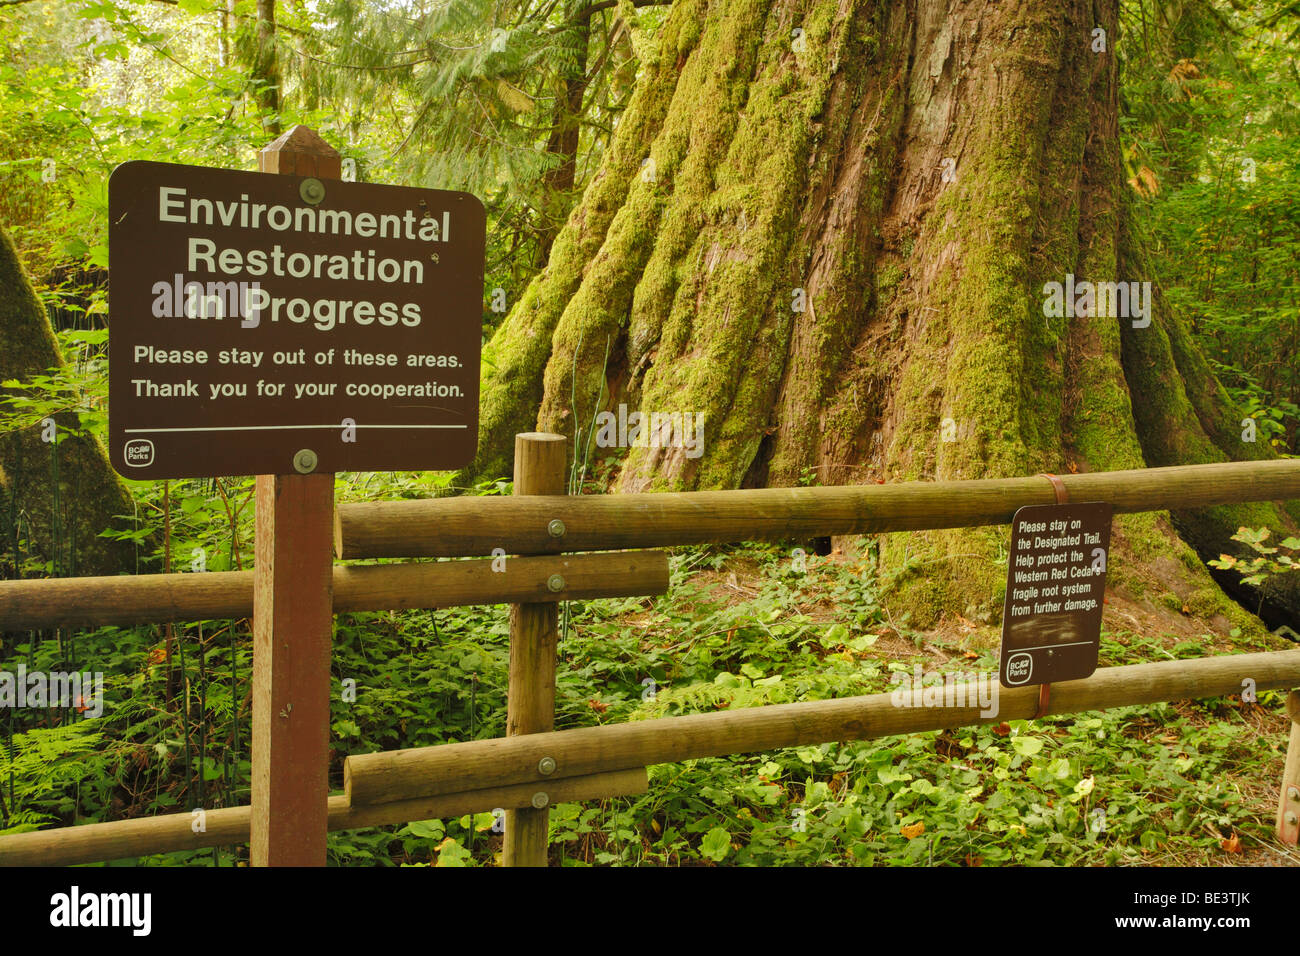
[108,160,485,478]
[999,501,1113,688]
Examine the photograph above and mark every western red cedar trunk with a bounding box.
[466,0,1300,631]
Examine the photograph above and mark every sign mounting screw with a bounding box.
[299,177,326,205]
[293,449,319,474]
[546,573,565,593]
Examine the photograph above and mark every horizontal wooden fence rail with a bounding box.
[0,769,649,868]
[336,459,1300,559]
[0,551,669,630]
[344,649,1300,805]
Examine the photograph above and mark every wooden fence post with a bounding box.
[249,126,340,867]
[503,432,567,866]
[1278,690,1300,846]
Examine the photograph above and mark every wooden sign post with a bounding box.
[251,127,340,867]
[107,126,486,866]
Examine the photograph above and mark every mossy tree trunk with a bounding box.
[0,226,139,578]
[468,0,1299,628]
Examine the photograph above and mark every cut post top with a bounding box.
[259,125,342,178]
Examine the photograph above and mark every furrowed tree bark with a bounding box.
[0,225,138,578]
[468,0,1300,631]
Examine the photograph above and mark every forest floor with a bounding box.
[312,536,1300,868]
[8,529,1296,868]
[600,544,1299,868]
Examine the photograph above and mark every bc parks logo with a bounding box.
[1005,652,1033,685]
[124,439,154,467]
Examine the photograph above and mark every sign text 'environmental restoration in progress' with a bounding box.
[108,161,486,478]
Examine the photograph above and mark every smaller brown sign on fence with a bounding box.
[999,501,1113,688]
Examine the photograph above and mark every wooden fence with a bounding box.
[2,447,1299,866]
